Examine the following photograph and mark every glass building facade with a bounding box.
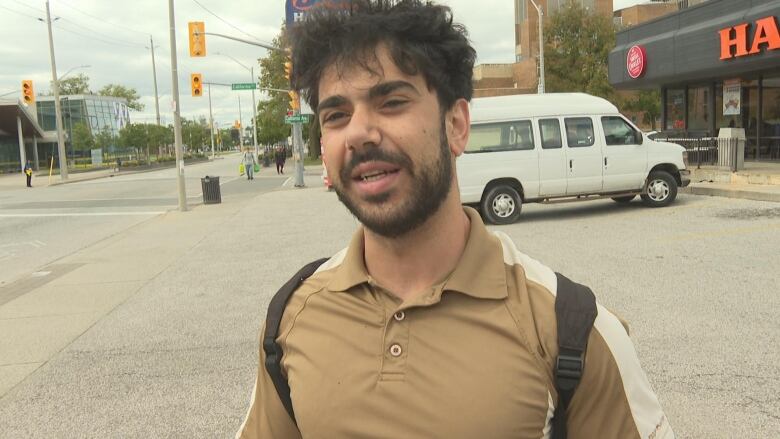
[609,0,780,161]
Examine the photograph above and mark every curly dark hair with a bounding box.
[289,0,476,113]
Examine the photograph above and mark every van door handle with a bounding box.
[604,157,608,167]
[569,160,573,169]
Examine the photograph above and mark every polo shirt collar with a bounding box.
[328,207,508,300]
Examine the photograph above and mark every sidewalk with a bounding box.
[683,161,780,203]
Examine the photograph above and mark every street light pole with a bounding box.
[208,82,215,159]
[215,52,260,157]
[529,0,545,94]
[167,0,187,212]
[45,0,68,180]
[149,35,161,125]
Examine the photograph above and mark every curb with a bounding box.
[45,158,212,186]
[681,186,780,203]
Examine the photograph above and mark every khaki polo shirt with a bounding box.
[237,207,674,439]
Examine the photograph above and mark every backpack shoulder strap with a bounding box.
[551,272,598,439]
[262,257,328,425]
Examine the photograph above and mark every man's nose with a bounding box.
[344,106,381,152]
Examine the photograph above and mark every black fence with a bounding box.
[654,137,741,171]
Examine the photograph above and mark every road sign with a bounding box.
[285,115,309,124]
[231,83,257,90]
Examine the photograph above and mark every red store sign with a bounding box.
[626,45,647,79]
[719,15,780,60]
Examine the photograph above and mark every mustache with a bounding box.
[340,147,413,182]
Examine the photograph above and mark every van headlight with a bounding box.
[682,150,689,167]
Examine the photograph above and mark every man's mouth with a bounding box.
[356,169,400,182]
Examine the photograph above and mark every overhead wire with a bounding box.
[190,0,265,43]
[8,0,43,14]
[56,0,154,38]
[52,23,144,49]
[0,4,40,21]
[55,16,147,48]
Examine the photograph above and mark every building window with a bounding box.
[687,86,710,133]
[665,89,685,130]
[762,76,780,160]
[466,120,535,153]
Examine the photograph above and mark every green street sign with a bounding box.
[231,83,257,90]
[285,115,309,124]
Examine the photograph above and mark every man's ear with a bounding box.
[446,98,470,157]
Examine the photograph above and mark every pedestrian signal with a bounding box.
[22,80,34,104]
[191,73,203,97]
[188,22,206,57]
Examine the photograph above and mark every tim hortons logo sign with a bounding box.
[719,16,780,60]
[626,45,647,79]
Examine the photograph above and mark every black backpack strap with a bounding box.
[262,258,329,425]
[551,272,598,439]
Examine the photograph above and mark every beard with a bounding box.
[333,118,453,238]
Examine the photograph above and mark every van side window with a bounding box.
[466,120,535,153]
[539,119,562,149]
[564,117,595,147]
[601,116,640,146]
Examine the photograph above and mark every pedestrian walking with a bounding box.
[23,161,33,187]
[242,148,257,180]
[274,146,286,174]
[237,2,674,438]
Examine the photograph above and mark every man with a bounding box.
[23,161,33,187]
[275,146,286,174]
[237,2,673,438]
[243,148,257,180]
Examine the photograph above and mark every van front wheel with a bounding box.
[641,171,677,207]
[482,185,522,225]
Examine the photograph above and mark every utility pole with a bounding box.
[149,35,161,125]
[250,66,259,158]
[529,0,545,94]
[207,82,215,159]
[167,0,187,212]
[238,95,243,146]
[45,0,68,180]
[292,94,305,187]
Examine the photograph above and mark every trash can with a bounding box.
[201,176,221,204]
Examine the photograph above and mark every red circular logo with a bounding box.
[626,45,647,79]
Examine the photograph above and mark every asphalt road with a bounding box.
[0,180,777,438]
[0,154,287,286]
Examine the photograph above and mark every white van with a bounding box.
[458,93,690,224]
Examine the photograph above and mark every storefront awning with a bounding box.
[0,100,46,139]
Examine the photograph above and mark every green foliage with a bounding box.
[71,122,94,152]
[94,127,116,150]
[98,84,145,111]
[148,124,173,150]
[182,118,208,152]
[257,31,291,145]
[52,73,91,95]
[622,90,661,130]
[544,2,616,100]
[118,124,149,151]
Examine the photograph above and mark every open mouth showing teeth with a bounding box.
[357,169,399,182]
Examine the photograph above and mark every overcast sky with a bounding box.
[0,0,647,126]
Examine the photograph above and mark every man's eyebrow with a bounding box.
[369,80,420,100]
[317,95,347,113]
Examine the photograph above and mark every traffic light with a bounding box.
[191,73,203,97]
[234,120,241,129]
[288,90,300,111]
[284,61,292,80]
[188,22,206,57]
[21,80,34,104]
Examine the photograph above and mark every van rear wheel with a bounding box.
[482,185,522,225]
[640,171,677,207]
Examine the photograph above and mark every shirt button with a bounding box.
[393,311,405,321]
[389,344,403,357]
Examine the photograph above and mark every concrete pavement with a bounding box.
[0,164,777,437]
[684,161,780,202]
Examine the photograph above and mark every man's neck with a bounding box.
[363,196,471,302]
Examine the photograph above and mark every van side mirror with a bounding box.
[635,132,644,145]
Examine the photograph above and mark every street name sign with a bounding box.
[231,83,257,90]
[285,115,309,124]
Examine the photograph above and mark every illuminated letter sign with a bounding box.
[720,16,779,60]
[626,45,647,79]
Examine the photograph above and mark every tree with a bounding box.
[52,73,91,95]
[71,122,94,152]
[118,123,149,158]
[544,2,616,100]
[181,118,208,153]
[257,31,292,146]
[98,84,145,111]
[622,90,661,131]
[94,127,116,151]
